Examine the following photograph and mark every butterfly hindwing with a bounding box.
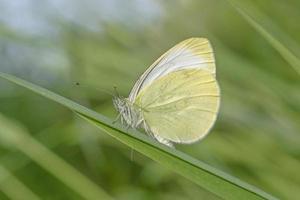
[135,69,220,144]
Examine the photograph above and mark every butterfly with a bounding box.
[113,38,220,147]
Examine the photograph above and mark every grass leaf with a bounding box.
[226,0,300,76]
[0,71,278,200]
[0,113,113,200]
[0,165,41,200]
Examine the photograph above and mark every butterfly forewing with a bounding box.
[129,38,216,102]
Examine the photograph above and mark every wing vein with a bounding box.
[146,94,219,108]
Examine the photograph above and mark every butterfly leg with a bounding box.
[135,118,144,129]
[112,113,121,124]
[153,134,174,148]
[142,121,155,138]
[125,124,132,132]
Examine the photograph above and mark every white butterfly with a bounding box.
[113,38,220,147]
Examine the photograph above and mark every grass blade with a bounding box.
[0,165,41,200]
[0,71,278,200]
[226,0,300,75]
[0,113,113,200]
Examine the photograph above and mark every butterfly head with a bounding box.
[112,86,127,111]
[113,94,144,129]
[113,95,128,113]
[112,94,132,123]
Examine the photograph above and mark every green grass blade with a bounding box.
[0,165,41,200]
[78,114,278,200]
[0,114,113,200]
[226,0,300,76]
[0,71,278,200]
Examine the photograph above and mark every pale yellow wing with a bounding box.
[129,38,215,102]
[135,68,220,144]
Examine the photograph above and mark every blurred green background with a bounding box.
[0,0,300,199]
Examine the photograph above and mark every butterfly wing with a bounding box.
[129,38,215,102]
[135,68,220,144]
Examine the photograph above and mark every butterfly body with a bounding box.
[113,38,220,147]
[113,97,144,129]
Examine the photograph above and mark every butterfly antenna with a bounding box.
[113,85,120,98]
[74,82,114,97]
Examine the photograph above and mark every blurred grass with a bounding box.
[227,0,300,75]
[0,165,41,200]
[0,0,300,199]
[0,113,113,200]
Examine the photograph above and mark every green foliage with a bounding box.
[227,0,300,75]
[0,0,300,199]
[0,113,112,200]
[0,164,41,200]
